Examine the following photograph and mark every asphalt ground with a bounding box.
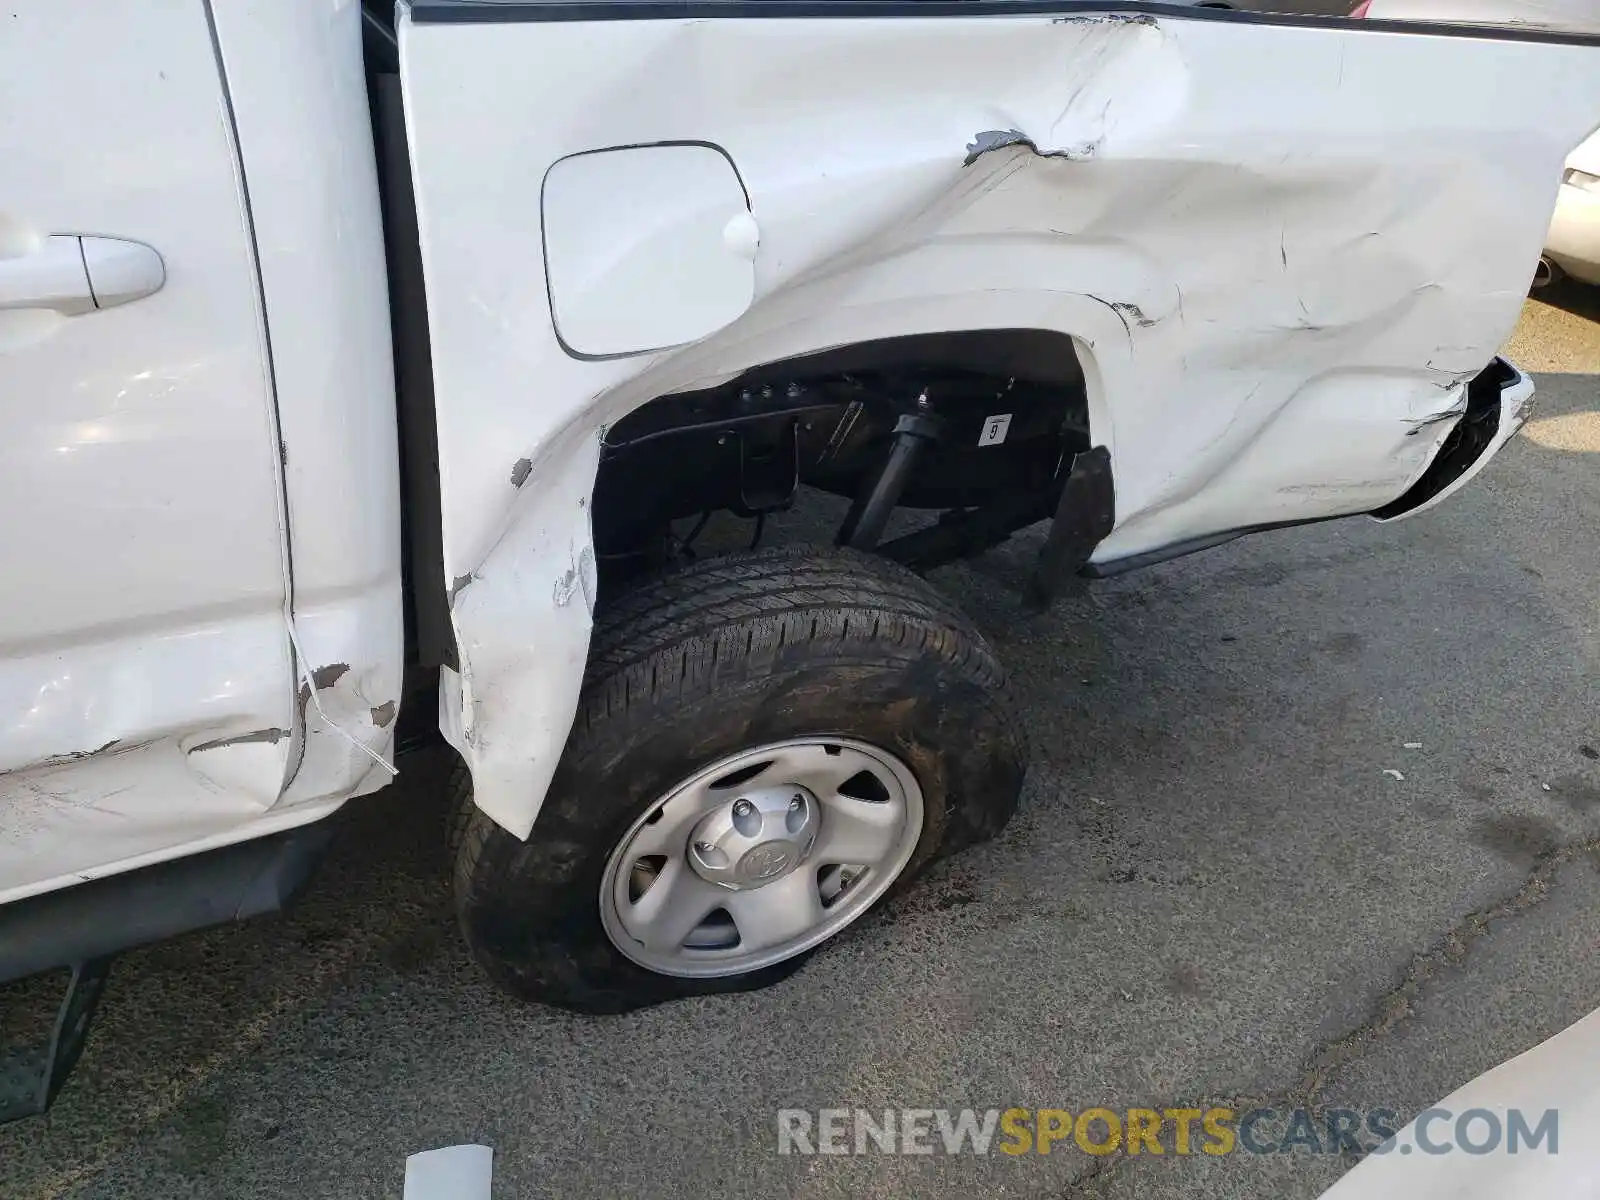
[2,283,1597,1198]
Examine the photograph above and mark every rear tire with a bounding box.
[450,545,1025,1013]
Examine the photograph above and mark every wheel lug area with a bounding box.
[690,840,730,870]
[731,798,760,836]
[687,785,820,890]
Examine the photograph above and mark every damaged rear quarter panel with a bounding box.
[399,9,1600,838]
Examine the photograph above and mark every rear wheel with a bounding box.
[450,545,1025,1012]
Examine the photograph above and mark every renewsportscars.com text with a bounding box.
[776,1106,1559,1157]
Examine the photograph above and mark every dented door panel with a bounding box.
[0,2,298,902]
[399,4,1600,837]
[0,0,402,905]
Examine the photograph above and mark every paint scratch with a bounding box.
[190,728,290,753]
[964,129,1095,168]
[311,663,350,690]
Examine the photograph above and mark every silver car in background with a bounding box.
[1542,129,1600,285]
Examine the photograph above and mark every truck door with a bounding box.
[0,3,297,900]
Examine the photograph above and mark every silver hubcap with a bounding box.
[599,737,925,978]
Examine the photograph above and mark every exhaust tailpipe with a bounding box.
[1532,256,1560,288]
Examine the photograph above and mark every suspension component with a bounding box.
[836,405,944,551]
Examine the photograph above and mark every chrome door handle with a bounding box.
[0,234,164,314]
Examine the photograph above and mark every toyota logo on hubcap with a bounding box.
[739,842,796,881]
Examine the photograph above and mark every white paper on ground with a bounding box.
[403,1144,494,1200]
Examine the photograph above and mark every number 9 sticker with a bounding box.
[979,414,1012,446]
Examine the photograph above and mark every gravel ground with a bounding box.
[1,286,1597,1199]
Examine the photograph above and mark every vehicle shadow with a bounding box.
[1534,276,1600,324]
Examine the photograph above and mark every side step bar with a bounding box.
[0,819,333,1122]
[0,958,112,1123]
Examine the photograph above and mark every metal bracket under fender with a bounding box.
[1025,445,1115,611]
[0,958,112,1124]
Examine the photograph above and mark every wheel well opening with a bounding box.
[592,329,1090,587]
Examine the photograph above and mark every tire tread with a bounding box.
[448,544,1024,1012]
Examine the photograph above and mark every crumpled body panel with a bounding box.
[399,6,1600,837]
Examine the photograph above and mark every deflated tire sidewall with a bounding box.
[456,646,1021,1011]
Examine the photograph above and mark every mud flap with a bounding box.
[1025,445,1115,610]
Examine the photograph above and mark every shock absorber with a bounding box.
[835,392,944,551]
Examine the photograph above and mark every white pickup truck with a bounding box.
[0,0,1595,1119]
